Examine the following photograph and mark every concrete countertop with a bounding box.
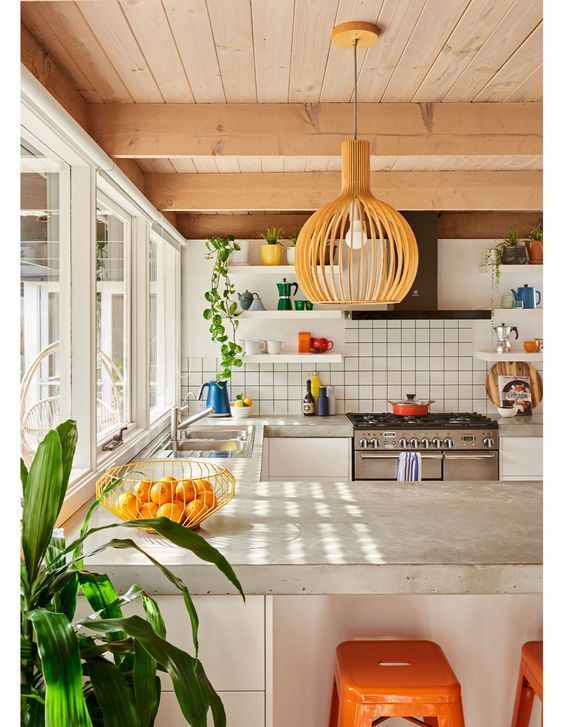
[63,421,542,597]
[495,413,543,437]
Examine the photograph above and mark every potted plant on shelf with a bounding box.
[258,226,284,265]
[21,420,244,727]
[498,224,528,265]
[285,230,299,265]
[527,219,543,264]
[203,236,244,382]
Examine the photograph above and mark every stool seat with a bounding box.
[329,640,465,726]
[336,641,461,705]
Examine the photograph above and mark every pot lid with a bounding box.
[388,394,434,406]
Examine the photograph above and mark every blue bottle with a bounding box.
[317,386,329,416]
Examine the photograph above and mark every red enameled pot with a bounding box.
[388,394,435,417]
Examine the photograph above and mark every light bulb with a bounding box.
[345,217,366,249]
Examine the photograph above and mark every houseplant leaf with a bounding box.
[55,419,78,510]
[87,658,141,727]
[81,615,209,727]
[22,430,63,584]
[28,609,93,727]
[134,594,166,727]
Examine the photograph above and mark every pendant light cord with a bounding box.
[353,37,358,140]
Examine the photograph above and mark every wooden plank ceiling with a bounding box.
[21,0,543,218]
[21,0,543,104]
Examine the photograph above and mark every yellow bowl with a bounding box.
[96,459,236,530]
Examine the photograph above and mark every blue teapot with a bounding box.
[511,284,541,309]
[198,380,231,416]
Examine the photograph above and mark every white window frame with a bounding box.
[21,87,184,524]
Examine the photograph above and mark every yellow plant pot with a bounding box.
[260,243,282,266]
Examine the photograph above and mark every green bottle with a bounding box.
[303,379,315,416]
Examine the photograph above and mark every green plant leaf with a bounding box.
[81,616,210,727]
[195,661,226,727]
[29,609,93,727]
[22,430,64,585]
[77,571,128,644]
[46,530,78,620]
[55,419,78,510]
[88,658,141,727]
[134,595,166,727]
[21,458,28,495]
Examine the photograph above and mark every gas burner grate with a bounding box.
[347,412,498,430]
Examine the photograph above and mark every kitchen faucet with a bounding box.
[171,392,214,442]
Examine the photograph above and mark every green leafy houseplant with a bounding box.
[203,236,244,381]
[21,420,244,726]
[258,226,284,245]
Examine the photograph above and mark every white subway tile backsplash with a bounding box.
[401,328,415,342]
[359,342,372,356]
[402,342,415,357]
[359,328,372,342]
[387,328,401,342]
[358,371,372,385]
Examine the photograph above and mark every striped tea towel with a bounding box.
[396,451,422,482]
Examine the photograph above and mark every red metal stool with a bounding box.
[511,641,543,727]
[329,640,465,726]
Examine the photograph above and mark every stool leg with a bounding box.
[425,719,440,727]
[328,679,339,727]
[437,699,465,727]
[512,683,535,727]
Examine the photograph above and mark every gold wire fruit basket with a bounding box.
[96,459,236,530]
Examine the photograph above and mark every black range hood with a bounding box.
[350,211,490,320]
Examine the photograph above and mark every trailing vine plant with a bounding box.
[483,244,501,344]
[203,236,244,381]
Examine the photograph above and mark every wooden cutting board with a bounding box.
[486,361,543,408]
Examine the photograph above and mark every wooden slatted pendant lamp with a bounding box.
[295,21,419,305]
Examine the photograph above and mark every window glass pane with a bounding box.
[20,139,68,459]
[96,201,129,439]
[149,234,175,419]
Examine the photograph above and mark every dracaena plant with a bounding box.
[20,420,244,727]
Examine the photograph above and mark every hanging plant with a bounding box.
[483,246,501,343]
[203,236,244,381]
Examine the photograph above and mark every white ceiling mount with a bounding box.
[331,21,379,49]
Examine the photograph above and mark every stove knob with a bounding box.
[432,438,442,449]
[398,438,408,449]
[360,438,368,449]
[483,437,495,449]
[420,438,431,448]
[410,438,420,448]
[370,439,380,449]
[443,437,454,449]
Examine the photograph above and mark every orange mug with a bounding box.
[523,340,539,352]
[310,337,334,353]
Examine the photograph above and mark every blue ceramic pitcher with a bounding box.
[511,284,541,309]
[198,380,231,416]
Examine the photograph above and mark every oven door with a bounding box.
[354,451,443,480]
[443,450,499,480]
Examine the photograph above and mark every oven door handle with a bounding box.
[443,452,497,460]
[359,453,444,460]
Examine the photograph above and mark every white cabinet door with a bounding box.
[156,691,264,727]
[500,437,543,480]
[267,438,350,480]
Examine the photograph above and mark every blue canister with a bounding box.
[317,386,329,416]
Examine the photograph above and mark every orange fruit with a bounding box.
[162,475,178,484]
[197,490,218,511]
[195,479,214,497]
[183,499,206,525]
[157,501,185,523]
[117,492,139,519]
[175,479,198,504]
[150,480,174,505]
[139,501,159,519]
[133,479,153,503]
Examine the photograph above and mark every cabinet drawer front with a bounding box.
[501,437,543,480]
[268,438,349,479]
[156,691,264,727]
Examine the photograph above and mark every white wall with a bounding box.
[273,594,542,727]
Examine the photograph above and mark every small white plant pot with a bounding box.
[230,239,251,265]
[286,247,296,265]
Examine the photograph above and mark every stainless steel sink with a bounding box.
[147,424,255,459]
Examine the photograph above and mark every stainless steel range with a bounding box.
[347,412,499,481]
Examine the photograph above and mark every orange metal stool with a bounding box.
[511,641,543,727]
[328,640,465,727]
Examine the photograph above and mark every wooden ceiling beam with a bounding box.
[87,102,542,158]
[144,170,542,212]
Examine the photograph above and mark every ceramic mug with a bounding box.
[294,300,306,310]
[523,340,539,353]
[304,300,313,310]
[535,338,543,351]
[243,339,266,355]
[310,337,334,353]
[500,294,515,309]
[514,300,525,308]
[266,340,281,354]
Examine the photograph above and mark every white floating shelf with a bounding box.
[237,310,344,319]
[228,265,339,275]
[242,352,343,364]
[479,264,543,274]
[492,308,543,317]
[475,350,543,363]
